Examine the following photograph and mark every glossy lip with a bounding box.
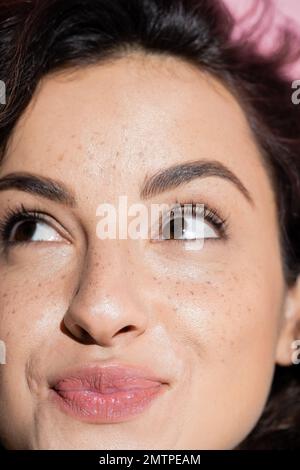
[49,363,169,424]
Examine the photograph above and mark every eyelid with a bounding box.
[150,200,229,242]
[0,203,73,246]
[10,215,65,244]
[175,199,229,239]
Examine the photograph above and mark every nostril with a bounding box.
[79,328,96,344]
[61,319,97,345]
[115,325,135,335]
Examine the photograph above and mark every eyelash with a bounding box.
[0,200,229,249]
[0,203,50,247]
[158,199,229,242]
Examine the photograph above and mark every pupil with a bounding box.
[169,218,175,239]
[14,221,37,242]
[162,215,183,239]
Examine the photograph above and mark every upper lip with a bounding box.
[50,363,168,394]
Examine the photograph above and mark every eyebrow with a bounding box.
[0,172,77,207]
[140,160,254,206]
[0,161,253,208]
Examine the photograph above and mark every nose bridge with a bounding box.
[63,239,148,346]
[79,238,137,299]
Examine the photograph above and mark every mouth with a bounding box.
[49,363,169,424]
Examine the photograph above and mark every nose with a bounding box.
[63,247,148,348]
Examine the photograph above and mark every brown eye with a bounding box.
[8,219,62,243]
[11,219,37,242]
[159,207,220,241]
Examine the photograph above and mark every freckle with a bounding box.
[153,277,157,281]
[60,274,66,280]
[58,153,64,161]
[189,290,194,295]
[3,293,7,298]
[77,144,82,150]
[95,262,99,267]
[71,134,76,139]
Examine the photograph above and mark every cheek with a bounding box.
[152,267,283,359]
[0,246,79,366]
[0,246,79,444]
[149,265,284,446]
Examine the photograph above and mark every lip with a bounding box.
[49,364,169,423]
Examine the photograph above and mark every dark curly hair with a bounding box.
[0,0,300,449]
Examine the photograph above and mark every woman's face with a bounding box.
[0,53,292,449]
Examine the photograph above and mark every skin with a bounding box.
[0,52,299,450]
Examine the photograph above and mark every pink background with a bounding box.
[224,0,300,77]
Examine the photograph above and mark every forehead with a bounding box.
[1,52,273,207]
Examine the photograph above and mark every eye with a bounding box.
[0,204,66,247]
[161,210,218,240]
[155,203,227,242]
[9,218,63,243]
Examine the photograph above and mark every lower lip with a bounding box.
[50,385,166,423]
